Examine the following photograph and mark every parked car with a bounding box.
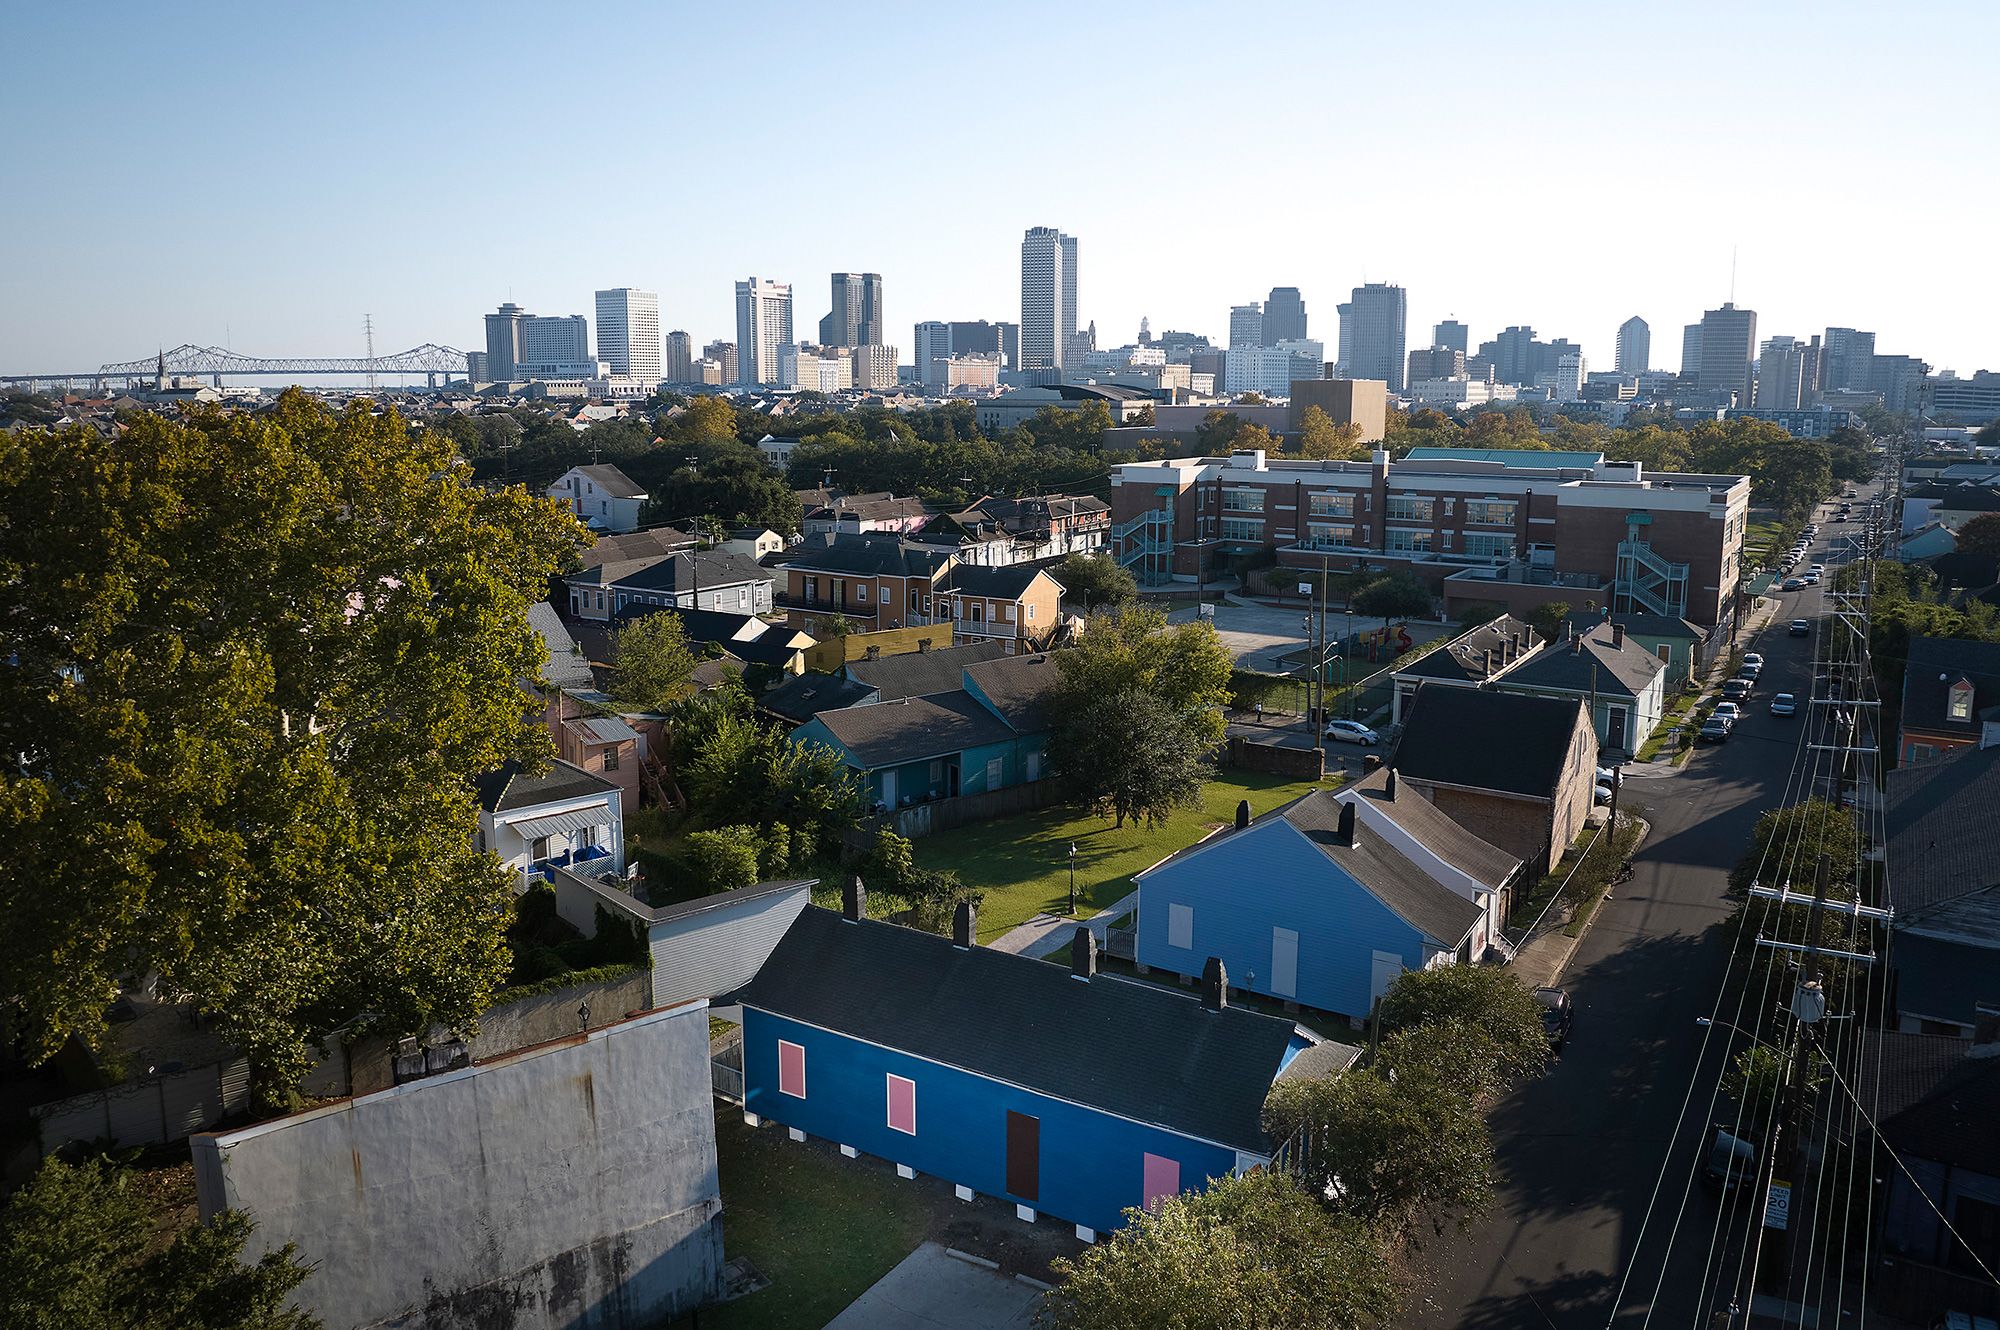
[1782,577,1806,591]
[1803,572,1822,586]
[1594,782,1614,805]
[1722,677,1753,701]
[1770,692,1798,716]
[1323,719,1380,746]
[1534,987,1573,1053]
[1703,1126,1761,1193]
[1809,563,1826,574]
[1789,618,1812,637]
[1711,702,1741,724]
[1699,715,1733,743]
[1740,659,1764,680]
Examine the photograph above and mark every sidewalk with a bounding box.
[988,891,1135,958]
[1508,814,1651,988]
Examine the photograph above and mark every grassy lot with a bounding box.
[914,770,1330,941]
[1636,686,1702,762]
[705,1113,934,1330]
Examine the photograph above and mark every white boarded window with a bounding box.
[1168,903,1193,950]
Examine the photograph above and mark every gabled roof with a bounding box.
[586,527,699,564]
[566,715,641,746]
[963,652,1060,733]
[1899,637,2000,739]
[807,494,932,524]
[1908,484,2000,512]
[739,906,1298,1154]
[1341,767,1522,890]
[1395,686,1589,801]
[475,758,619,814]
[613,604,812,668]
[776,532,954,579]
[1395,616,1540,685]
[562,463,648,498]
[1864,1031,2000,1176]
[845,640,1009,700]
[759,671,879,723]
[1496,622,1665,698]
[807,691,1018,768]
[610,550,773,594]
[1885,740,2000,922]
[528,601,594,689]
[1561,609,1705,643]
[942,563,1057,601]
[1278,792,1485,946]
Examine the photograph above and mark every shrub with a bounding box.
[685,825,761,892]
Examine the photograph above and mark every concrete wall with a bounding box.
[195,1004,722,1330]
[1226,735,1325,780]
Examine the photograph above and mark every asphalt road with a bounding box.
[1412,484,1887,1330]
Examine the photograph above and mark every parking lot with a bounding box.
[1168,599,1451,673]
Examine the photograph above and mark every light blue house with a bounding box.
[790,653,1056,811]
[738,889,1328,1240]
[1135,792,1483,1021]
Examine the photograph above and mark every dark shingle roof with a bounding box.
[760,671,878,723]
[571,463,647,498]
[775,532,953,579]
[845,640,1010,701]
[1395,616,1540,685]
[810,691,1017,768]
[587,528,697,564]
[1279,792,1484,946]
[474,758,618,813]
[942,563,1054,600]
[1909,484,2000,512]
[1884,740,2000,918]
[963,653,1060,733]
[1561,609,1704,642]
[739,906,1297,1153]
[1497,624,1665,698]
[1343,767,1522,890]
[1864,1031,2000,1176]
[1395,686,1589,801]
[1898,637,2000,739]
[613,550,773,594]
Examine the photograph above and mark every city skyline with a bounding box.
[1,2,1994,377]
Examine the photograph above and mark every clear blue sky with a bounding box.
[3,0,1994,377]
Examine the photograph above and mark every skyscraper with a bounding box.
[817,272,885,349]
[1336,283,1408,390]
[1263,287,1308,344]
[664,330,693,383]
[1821,327,1877,394]
[484,302,527,382]
[1697,303,1757,405]
[1681,323,1704,378]
[1020,226,1078,370]
[1754,335,1811,409]
[1432,320,1469,356]
[521,314,589,367]
[594,288,661,382]
[703,340,739,384]
[1615,316,1650,374]
[914,320,951,387]
[1229,304,1265,349]
[734,277,793,385]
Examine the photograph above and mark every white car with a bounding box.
[1324,719,1380,746]
[1770,693,1798,717]
[1711,701,1742,723]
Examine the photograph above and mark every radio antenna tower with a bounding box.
[364,314,377,393]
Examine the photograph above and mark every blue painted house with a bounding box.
[737,894,1320,1239]
[789,652,1057,810]
[1135,792,1484,1021]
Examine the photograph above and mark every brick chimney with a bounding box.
[1337,800,1357,847]
[1482,648,1493,679]
[952,899,977,948]
[916,638,932,653]
[865,645,882,661]
[843,874,866,921]
[1385,769,1398,799]
[1071,926,1098,981]
[1236,799,1252,830]
[1612,624,1627,650]
[1201,956,1228,1011]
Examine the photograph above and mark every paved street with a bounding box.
[1413,488,1883,1330]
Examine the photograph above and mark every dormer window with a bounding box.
[1949,677,1975,722]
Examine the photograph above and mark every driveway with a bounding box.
[823,1242,1041,1330]
[1411,485,1886,1330]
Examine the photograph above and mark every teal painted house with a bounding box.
[1562,609,1707,690]
[791,653,1057,811]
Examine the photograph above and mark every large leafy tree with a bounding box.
[642,439,803,534]
[1295,406,1367,461]
[611,611,700,711]
[1039,1170,1397,1330]
[0,393,581,1086]
[1351,572,1433,621]
[1046,607,1232,828]
[0,1156,318,1330]
[1052,552,1137,610]
[1376,965,1549,1094]
[1955,513,2000,555]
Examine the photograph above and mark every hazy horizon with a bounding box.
[3,1,1993,378]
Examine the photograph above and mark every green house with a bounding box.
[1564,610,1706,691]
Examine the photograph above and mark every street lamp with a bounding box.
[1068,842,1078,915]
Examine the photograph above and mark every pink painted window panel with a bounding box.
[1142,1153,1180,1212]
[886,1074,916,1135]
[778,1040,806,1098]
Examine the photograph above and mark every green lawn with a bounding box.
[913,770,1331,941]
[705,1113,933,1330]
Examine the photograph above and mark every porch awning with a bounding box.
[506,806,609,840]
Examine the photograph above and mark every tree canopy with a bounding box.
[1351,573,1433,621]
[1053,551,1138,610]
[1295,406,1367,461]
[611,611,700,711]
[0,1156,318,1330]
[1045,607,1232,828]
[1956,513,2000,555]
[1039,1170,1397,1330]
[0,393,582,1085]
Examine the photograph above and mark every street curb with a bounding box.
[1515,814,1653,988]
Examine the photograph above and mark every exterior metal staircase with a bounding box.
[1615,536,1689,618]
[1112,509,1174,586]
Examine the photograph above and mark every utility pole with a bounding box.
[1317,555,1331,766]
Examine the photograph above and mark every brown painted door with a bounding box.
[1005,1110,1039,1202]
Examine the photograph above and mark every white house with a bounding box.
[720,526,787,560]
[548,464,649,533]
[756,434,802,472]
[476,759,625,891]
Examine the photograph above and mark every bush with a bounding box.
[900,868,982,936]
[685,825,761,892]
[1229,668,1292,713]
[865,828,915,887]
[759,822,793,877]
